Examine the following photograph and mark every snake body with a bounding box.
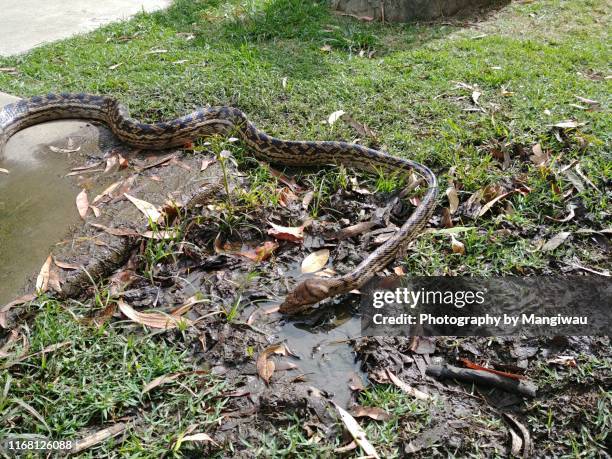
[0,93,438,314]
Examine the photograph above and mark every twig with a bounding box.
[426,364,537,397]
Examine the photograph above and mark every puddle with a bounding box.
[0,120,114,305]
[277,307,364,407]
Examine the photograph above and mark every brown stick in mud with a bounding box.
[426,364,537,397]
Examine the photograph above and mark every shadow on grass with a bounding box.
[146,0,511,82]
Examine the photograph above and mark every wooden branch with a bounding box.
[426,364,537,397]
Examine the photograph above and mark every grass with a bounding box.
[0,0,610,456]
[0,299,227,457]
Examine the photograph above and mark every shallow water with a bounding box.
[0,121,108,304]
[277,308,364,407]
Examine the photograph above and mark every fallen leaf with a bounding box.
[49,145,80,153]
[450,235,465,255]
[387,369,431,401]
[341,114,377,139]
[503,413,532,457]
[35,254,53,293]
[332,402,380,459]
[72,423,127,454]
[529,143,549,166]
[53,259,80,270]
[142,370,207,394]
[267,222,305,243]
[542,232,571,251]
[327,110,346,125]
[350,405,392,421]
[471,90,481,105]
[278,187,298,207]
[146,48,168,54]
[141,229,181,240]
[0,168,9,174]
[574,95,599,106]
[108,62,123,70]
[334,441,358,453]
[301,249,330,273]
[545,204,576,223]
[547,355,577,367]
[320,44,332,52]
[440,207,453,228]
[256,343,289,384]
[393,266,406,276]
[553,120,583,129]
[200,157,216,171]
[237,241,279,262]
[181,433,218,446]
[0,293,36,328]
[478,190,515,217]
[446,185,459,214]
[76,189,89,219]
[117,300,191,329]
[92,180,122,204]
[268,167,302,191]
[124,193,162,223]
[302,191,314,210]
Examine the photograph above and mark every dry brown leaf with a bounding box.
[142,370,207,394]
[529,143,549,166]
[446,185,459,214]
[256,343,289,384]
[302,191,314,210]
[450,235,465,255]
[278,187,299,207]
[350,405,392,421]
[574,95,599,106]
[542,231,571,251]
[124,193,162,223]
[35,254,53,293]
[334,441,358,453]
[117,300,191,329]
[92,180,122,204]
[332,402,380,459]
[200,157,216,171]
[547,355,577,367]
[237,241,279,262]
[268,167,302,191]
[393,266,406,276]
[72,423,127,454]
[76,189,89,219]
[387,369,431,401]
[0,293,36,328]
[441,207,453,229]
[53,259,80,270]
[267,222,305,243]
[301,249,330,273]
[477,190,515,217]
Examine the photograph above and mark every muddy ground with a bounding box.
[17,143,606,457]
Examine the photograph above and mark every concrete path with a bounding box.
[0,0,172,56]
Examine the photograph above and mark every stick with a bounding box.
[426,364,537,397]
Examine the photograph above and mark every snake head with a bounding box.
[279,277,344,315]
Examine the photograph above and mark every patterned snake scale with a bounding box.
[0,93,438,314]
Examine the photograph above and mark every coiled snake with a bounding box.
[0,93,438,314]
